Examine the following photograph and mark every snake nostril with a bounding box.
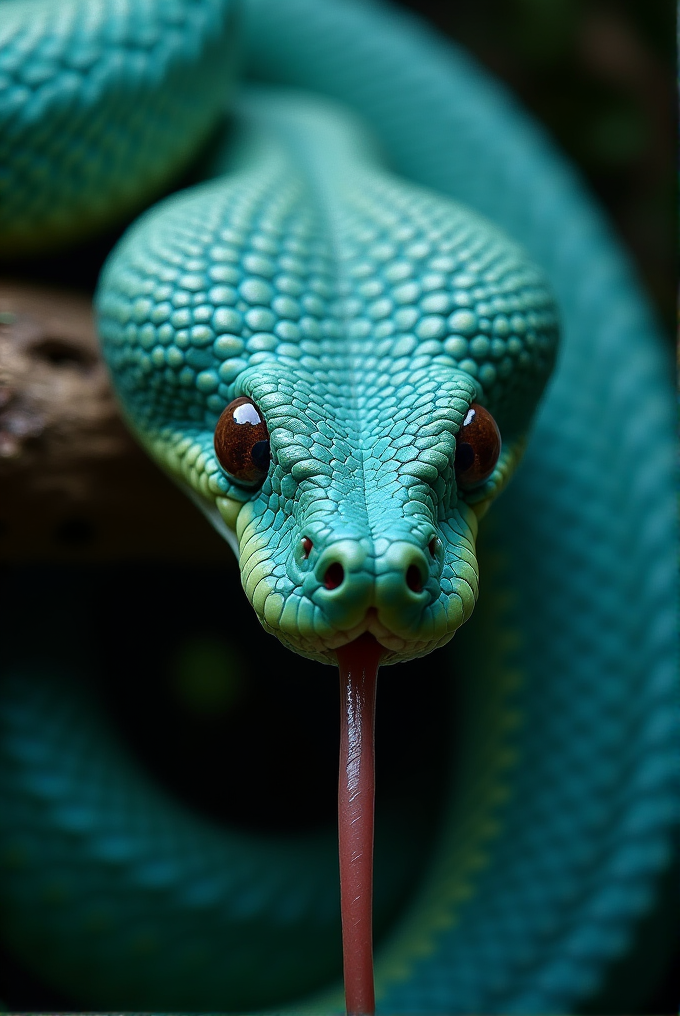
[406,564,423,593]
[324,562,345,590]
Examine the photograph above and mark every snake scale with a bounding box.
[0,0,677,1011]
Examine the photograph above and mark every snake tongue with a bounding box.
[336,633,384,1016]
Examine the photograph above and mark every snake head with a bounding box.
[97,92,558,665]
[221,360,526,665]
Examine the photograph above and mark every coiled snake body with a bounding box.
[0,0,677,1011]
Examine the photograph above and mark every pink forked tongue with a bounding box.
[336,633,384,1016]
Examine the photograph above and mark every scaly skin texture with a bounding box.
[98,94,556,664]
[0,0,236,252]
[0,0,677,1012]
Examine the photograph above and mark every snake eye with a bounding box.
[214,397,270,487]
[454,403,501,489]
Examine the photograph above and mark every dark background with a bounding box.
[403,0,675,338]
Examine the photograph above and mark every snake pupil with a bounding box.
[251,439,270,472]
[454,442,475,473]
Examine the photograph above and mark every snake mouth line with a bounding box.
[346,607,393,646]
[325,608,446,664]
[318,608,396,653]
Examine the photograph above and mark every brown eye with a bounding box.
[454,402,501,489]
[214,396,270,486]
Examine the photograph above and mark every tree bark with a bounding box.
[0,281,233,565]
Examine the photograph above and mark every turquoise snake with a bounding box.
[0,0,677,1011]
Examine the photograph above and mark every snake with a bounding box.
[0,0,677,1011]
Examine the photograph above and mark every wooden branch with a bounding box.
[0,281,233,565]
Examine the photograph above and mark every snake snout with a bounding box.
[307,531,441,638]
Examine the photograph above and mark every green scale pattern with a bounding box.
[0,0,677,1012]
[0,0,234,252]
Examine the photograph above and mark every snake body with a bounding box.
[0,0,677,1012]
